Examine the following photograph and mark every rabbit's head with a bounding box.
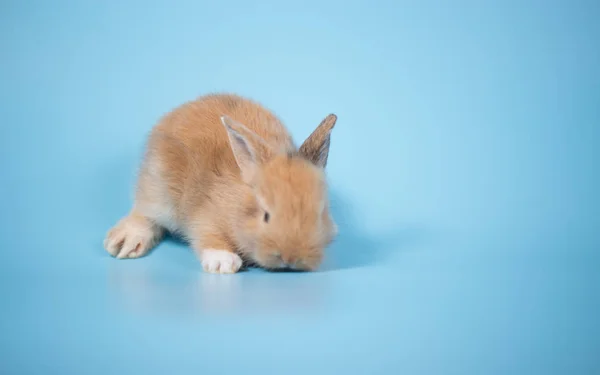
[221,114,338,271]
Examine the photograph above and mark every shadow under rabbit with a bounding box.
[318,190,427,272]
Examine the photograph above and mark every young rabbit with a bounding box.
[103,93,338,273]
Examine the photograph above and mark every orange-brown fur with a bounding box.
[104,93,338,273]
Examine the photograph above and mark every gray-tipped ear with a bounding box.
[299,114,337,168]
[221,115,260,182]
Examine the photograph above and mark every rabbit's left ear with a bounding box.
[299,114,337,168]
[221,115,272,183]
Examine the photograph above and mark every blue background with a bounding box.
[1,0,599,374]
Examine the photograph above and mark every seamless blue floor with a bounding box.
[1,1,599,374]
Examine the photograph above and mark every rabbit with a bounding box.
[103,93,338,274]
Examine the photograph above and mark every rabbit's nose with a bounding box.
[279,255,296,268]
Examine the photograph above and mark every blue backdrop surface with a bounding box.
[1,0,599,374]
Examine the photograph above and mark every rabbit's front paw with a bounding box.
[201,249,243,274]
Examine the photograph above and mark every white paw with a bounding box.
[104,216,160,259]
[201,249,243,274]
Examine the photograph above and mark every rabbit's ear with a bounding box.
[221,115,265,183]
[299,114,337,168]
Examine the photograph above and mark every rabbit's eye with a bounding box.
[263,211,270,223]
